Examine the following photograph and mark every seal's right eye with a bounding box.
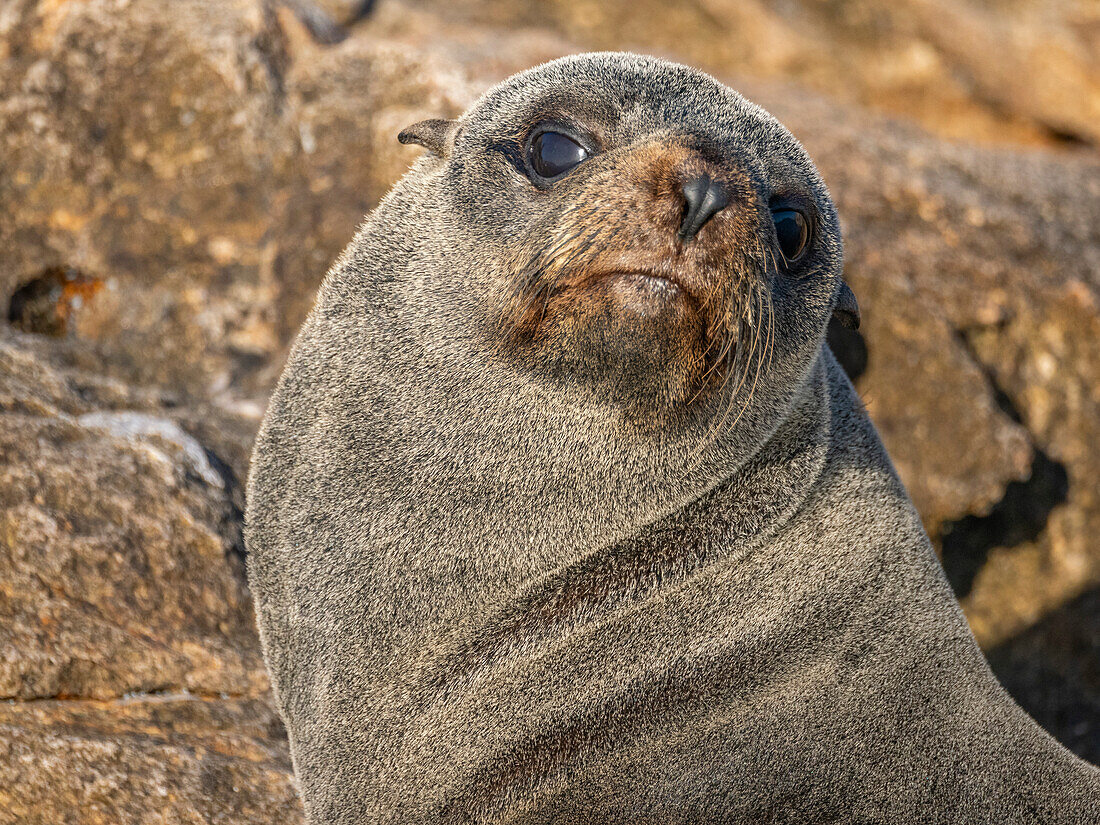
[772,208,810,264]
[528,131,589,181]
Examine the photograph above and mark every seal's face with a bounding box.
[406,54,849,426]
[500,134,778,414]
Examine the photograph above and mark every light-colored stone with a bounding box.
[0,695,302,825]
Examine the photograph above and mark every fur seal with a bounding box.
[246,52,1100,824]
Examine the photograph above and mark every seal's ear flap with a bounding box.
[397,119,460,158]
[833,282,861,330]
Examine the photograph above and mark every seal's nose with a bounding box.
[678,173,729,242]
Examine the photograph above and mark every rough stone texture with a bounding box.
[0,327,297,820]
[0,695,302,825]
[0,3,480,818]
[0,0,295,395]
[0,0,476,399]
[0,330,266,701]
[1,0,1100,818]
[412,0,1100,148]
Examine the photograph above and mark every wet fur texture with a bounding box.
[246,53,1100,824]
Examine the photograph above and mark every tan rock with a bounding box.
[0,0,479,398]
[410,0,1100,147]
[0,331,264,701]
[0,695,301,825]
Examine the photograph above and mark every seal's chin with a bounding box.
[518,268,712,412]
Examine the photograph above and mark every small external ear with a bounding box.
[397,119,459,158]
[833,282,861,330]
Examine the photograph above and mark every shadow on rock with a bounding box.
[940,449,1069,599]
[988,586,1100,765]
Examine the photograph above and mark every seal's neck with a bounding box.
[627,349,835,570]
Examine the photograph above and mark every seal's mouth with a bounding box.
[498,238,772,413]
[611,271,683,292]
[569,270,694,327]
[502,246,743,352]
[576,252,717,306]
[589,269,693,306]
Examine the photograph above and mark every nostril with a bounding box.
[678,173,730,242]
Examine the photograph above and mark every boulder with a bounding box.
[0,695,301,825]
[0,330,264,701]
[411,0,1100,147]
[0,0,476,399]
[0,327,298,821]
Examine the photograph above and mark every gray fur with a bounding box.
[246,53,1100,823]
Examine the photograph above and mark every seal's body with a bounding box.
[246,53,1100,823]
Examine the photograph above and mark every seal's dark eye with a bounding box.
[529,131,589,180]
[772,209,810,263]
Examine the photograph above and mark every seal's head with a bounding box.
[399,52,856,427]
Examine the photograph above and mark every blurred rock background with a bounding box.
[1,0,1098,820]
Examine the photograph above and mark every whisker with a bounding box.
[717,287,764,437]
[702,281,759,446]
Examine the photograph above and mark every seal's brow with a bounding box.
[502,91,616,140]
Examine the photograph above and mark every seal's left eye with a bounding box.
[529,131,589,180]
[772,209,810,263]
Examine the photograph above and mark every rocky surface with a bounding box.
[0,327,296,822]
[1,0,1099,820]
[0,0,477,399]
[0,695,299,825]
[0,380,260,700]
[412,0,1100,148]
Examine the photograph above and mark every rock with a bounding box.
[0,328,295,821]
[281,0,378,44]
[412,0,1100,147]
[0,0,477,399]
[76,411,226,489]
[0,331,264,701]
[0,695,302,825]
[0,0,297,396]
